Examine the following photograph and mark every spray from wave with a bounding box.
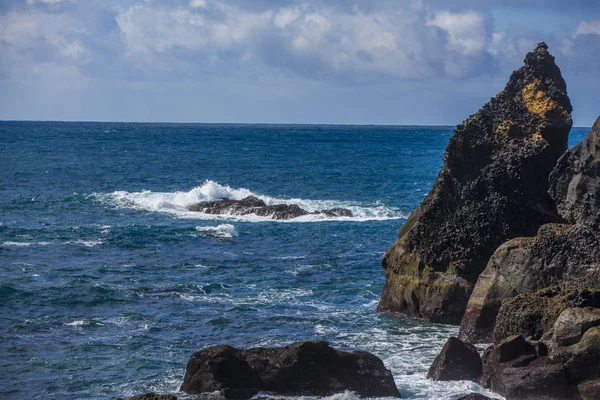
[195,224,238,238]
[94,180,405,222]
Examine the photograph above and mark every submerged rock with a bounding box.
[550,117,600,228]
[427,337,482,381]
[180,341,400,399]
[187,196,353,220]
[378,43,572,324]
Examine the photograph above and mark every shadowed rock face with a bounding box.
[180,341,401,399]
[550,117,600,228]
[378,43,572,324]
[427,337,482,381]
[187,196,353,220]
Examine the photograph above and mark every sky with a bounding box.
[0,0,598,126]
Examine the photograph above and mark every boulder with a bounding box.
[552,307,600,347]
[578,379,600,400]
[187,196,353,220]
[427,337,482,381]
[550,117,600,229]
[378,43,572,324]
[564,326,600,383]
[460,225,600,343]
[490,357,571,400]
[180,341,401,399]
[179,344,262,399]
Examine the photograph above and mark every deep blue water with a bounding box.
[0,122,589,400]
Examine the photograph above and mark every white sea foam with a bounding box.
[65,239,104,247]
[94,180,405,222]
[2,241,51,247]
[195,224,238,238]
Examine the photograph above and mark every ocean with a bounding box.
[0,122,588,400]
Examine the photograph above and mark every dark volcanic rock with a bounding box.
[378,43,572,324]
[128,395,177,400]
[495,335,536,363]
[180,341,400,399]
[179,344,262,399]
[459,224,600,344]
[187,196,353,220]
[456,394,493,400]
[427,337,482,381]
[550,117,600,228]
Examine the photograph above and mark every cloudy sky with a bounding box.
[1,0,598,125]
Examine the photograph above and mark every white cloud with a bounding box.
[0,10,87,59]
[574,19,600,36]
[427,10,487,55]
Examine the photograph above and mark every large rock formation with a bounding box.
[550,116,600,228]
[188,196,353,220]
[180,341,400,399]
[459,118,600,343]
[378,43,572,323]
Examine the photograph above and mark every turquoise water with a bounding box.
[0,122,588,399]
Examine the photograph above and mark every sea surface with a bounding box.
[0,122,589,400]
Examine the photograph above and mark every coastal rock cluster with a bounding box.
[378,42,600,399]
[188,195,353,219]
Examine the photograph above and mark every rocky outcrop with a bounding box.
[459,117,600,343]
[427,337,482,381]
[180,341,400,399]
[187,196,353,220]
[492,287,600,344]
[477,312,600,400]
[378,43,572,324]
[550,117,600,228]
[459,223,600,343]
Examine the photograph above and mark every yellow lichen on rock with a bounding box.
[521,81,559,117]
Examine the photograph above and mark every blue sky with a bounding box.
[0,0,598,125]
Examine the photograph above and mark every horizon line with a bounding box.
[0,119,592,129]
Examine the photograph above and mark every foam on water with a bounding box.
[95,180,405,222]
[195,224,238,238]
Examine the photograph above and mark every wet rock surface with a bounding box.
[378,43,572,324]
[188,196,353,220]
[180,341,400,399]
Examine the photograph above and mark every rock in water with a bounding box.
[180,341,401,399]
[427,337,482,381]
[378,43,572,324]
[550,116,600,228]
[187,196,353,220]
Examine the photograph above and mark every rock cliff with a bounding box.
[459,120,600,343]
[378,43,573,323]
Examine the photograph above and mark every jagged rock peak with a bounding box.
[378,43,572,324]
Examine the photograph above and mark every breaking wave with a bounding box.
[94,180,405,222]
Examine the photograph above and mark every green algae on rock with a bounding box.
[378,43,572,324]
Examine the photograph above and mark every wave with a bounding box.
[195,224,238,238]
[94,180,405,222]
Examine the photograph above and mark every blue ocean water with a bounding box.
[0,122,588,400]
